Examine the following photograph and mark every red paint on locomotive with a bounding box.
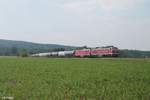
[74,49,91,57]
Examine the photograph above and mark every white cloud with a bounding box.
[99,0,142,11]
[63,0,143,13]
[63,0,95,13]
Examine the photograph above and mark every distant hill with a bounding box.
[0,39,76,56]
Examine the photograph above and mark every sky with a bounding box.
[0,0,150,50]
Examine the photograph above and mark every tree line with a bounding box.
[0,47,66,57]
[0,47,28,57]
[0,47,150,58]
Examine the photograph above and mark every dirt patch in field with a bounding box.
[3,80,22,86]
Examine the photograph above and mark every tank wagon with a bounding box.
[31,52,51,57]
[31,46,119,57]
[51,52,58,56]
[58,51,74,57]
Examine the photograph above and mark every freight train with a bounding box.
[31,46,119,57]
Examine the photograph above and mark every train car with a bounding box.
[58,51,65,56]
[58,51,74,57]
[91,46,119,57]
[64,51,74,56]
[110,47,119,57]
[91,48,111,56]
[31,52,51,57]
[51,52,58,56]
[74,49,91,57]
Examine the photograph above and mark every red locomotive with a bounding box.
[74,46,119,57]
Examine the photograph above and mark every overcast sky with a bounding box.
[0,0,150,50]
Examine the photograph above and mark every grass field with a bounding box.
[0,57,150,100]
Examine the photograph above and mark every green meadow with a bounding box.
[0,57,150,100]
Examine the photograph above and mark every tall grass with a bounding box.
[0,58,150,100]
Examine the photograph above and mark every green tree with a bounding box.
[19,49,28,57]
